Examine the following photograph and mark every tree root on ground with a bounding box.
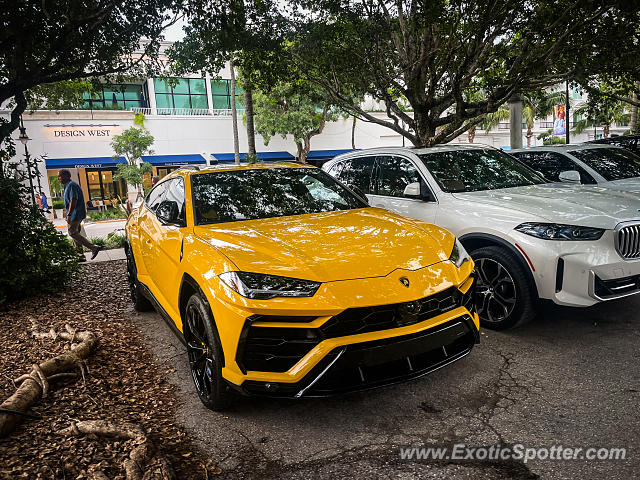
[58,420,177,480]
[0,324,97,437]
[0,323,177,479]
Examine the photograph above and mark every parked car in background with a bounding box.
[125,163,479,410]
[323,146,640,330]
[589,134,640,156]
[511,144,640,193]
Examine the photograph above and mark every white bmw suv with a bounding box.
[322,145,640,329]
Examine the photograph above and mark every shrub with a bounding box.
[52,200,64,210]
[106,232,126,249]
[0,176,79,305]
[90,237,107,247]
[88,208,128,222]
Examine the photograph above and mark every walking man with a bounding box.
[57,169,102,262]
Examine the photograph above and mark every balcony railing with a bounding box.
[130,107,245,116]
[498,122,528,130]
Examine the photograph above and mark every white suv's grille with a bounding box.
[615,222,640,259]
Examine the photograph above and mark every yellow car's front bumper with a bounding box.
[207,264,479,398]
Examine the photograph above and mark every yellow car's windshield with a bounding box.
[191,168,366,225]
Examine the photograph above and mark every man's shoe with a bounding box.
[90,246,103,260]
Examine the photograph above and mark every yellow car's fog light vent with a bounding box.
[247,315,318,323]
[321,286,462,337]
[238,326,321,373]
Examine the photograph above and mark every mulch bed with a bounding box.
[0,261,210,479]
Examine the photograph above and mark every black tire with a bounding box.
[471,246,537,330]
[125,243,153,312]
[183,293,232,410]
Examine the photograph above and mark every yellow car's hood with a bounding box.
[193,208,453,282]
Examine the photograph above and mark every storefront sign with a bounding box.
[44,124,122,142]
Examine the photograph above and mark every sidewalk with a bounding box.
[55,219,127,239]
[82,248,126,263]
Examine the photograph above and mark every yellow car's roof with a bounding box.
[187,162,313,176]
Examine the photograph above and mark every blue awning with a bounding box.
[45,156,126,169]
[306,149,354,159]
[141,154,206,166]
[212,151,295,163]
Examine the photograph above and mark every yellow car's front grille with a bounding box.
[237,280,475,374]
[242,315,478,397]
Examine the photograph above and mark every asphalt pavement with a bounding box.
[133,295,640,479]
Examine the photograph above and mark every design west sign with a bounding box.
[44,124,121,142]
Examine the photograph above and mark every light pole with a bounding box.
[565,81,570,145]
[18,116,35,206]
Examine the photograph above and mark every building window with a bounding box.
[83,85,145,110]
[210,79,243,109]
[154,78,208,111]
[86,168,127,203]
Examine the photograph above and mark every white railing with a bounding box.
[130,107,245,116]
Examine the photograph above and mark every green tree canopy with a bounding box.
[177,0,639,147]
[111,116,154,197]
[253,81,340,162]
[0,0,179,142]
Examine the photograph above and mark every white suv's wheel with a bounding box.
[471,246,536,330]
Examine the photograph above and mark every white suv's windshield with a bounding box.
[569,147,640,181]
[418,149,546,193]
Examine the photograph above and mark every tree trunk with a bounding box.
[526,125,533,148]
[244,87,256,156]
[351,115,357,149]
[467,125,476,143]
[0,91,27,166]
[299,137,312,163]
[295,141,305,163]
[413,110,433,147]
[229,57,240,165]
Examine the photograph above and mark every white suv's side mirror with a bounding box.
[403,182,421,198]
[558,170,581,183]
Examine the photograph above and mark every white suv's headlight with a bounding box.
[515,222,605,241]
[449,237,470,268]
[219,271,321,300]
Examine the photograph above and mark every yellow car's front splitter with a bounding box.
[225,308,479,398]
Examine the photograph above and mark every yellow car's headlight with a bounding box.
[219,271,321,300]
[449,238,470,268]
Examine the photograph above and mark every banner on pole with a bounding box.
[553,105,566,136]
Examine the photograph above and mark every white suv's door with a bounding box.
[368,155,438,223]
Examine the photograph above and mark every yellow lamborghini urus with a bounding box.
[125,163,479,410]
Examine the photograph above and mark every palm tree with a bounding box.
[482,107,510,134]
[572,98,630,138]
[483,91,566,147]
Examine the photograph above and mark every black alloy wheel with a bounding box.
[471,246,536,330]
[125,243,153,312]
[183,293,231,410]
